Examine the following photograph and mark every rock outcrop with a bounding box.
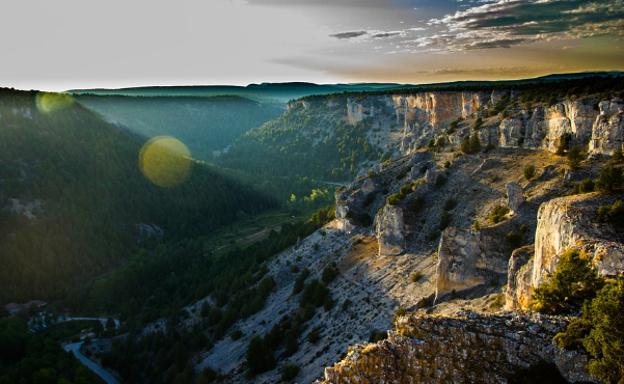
[375,204,406,256]
[320,311,594,384]
[296,92,624,160]
[507,193,624,310]
[506,182,525,214]
[435,224,515,300]
[588,99,624,155]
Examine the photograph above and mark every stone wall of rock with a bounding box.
[315,91,623,158]
[506,193,624,310]
[588,99,624,155]
[435,223,516,300]
[320,312,594,384]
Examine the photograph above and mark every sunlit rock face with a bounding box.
[375,204,406,256]
[311,91,623,159]
[506,193,624,310]
[589,99,624,155]
[320,312,594,384]
[505,245,535,310]
[435,224,514,300]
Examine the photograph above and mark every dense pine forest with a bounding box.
[0,88,276,305]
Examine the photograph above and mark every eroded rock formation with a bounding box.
[506,193,624,310]
[320,311,594,384]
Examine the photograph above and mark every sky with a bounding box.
[1,0,623,91]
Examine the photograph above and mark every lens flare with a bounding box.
[35,92,74,113]
[139,136,192,188]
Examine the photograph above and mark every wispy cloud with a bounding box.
[426,0,624,51]
[329,30,368,39]
[329,29,406,40]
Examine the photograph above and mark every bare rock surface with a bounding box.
[320,311,595,384]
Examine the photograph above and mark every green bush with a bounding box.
[523,164,536,180]
[400,184,412,196]
[575,178,595,194]
[596,165,623,192]
[387,193,402,205]
[461,133,482,154]
[582,278,624,383]
[505,229,524,248]
[411,271,424,283]
[281,363,300,382]
[567,146,584,169]
[292,268,310,295]
[246,335,276,375]
[488,205,510,224]
[321,263,340,284]
[230,329,243,340]
[435,136,447,151]
[307,326,321,344]
[300,279,331,309]
[596,200,624,227]
[443,198,457,211]
[555,277,624,384]
[435,174,447,188]
[530,249,604,314]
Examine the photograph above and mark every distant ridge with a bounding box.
[68,82,410,103]
[68,71,623,102]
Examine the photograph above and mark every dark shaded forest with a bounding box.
[0,88,276,304]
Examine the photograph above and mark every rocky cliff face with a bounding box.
[435,224,514,301]
[320,311,594,384]
[295,93,623,159]
[506,193,624,310]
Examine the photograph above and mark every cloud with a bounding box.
[428,0,624,51]
[329,29,407,40]
[329,30,368,39]
[371,31,404,39]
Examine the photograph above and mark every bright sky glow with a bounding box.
[0,0,622,90]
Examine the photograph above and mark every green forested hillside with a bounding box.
[218,101,381,182]
[0,89,276,304]
[75,95,283,159]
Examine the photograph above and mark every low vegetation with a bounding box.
[554,277,624,384]
[530,249,604,315]
[595,200,624,227]
[488,205,510,224]
[523,164,536,180]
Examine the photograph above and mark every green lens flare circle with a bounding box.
[139,136,192,188]
[35,92,74,113]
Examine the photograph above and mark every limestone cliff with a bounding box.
[506,193,624,310]
[320,311,594,384]
[292,93,623,159]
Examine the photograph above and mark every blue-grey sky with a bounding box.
[1,0,622,90]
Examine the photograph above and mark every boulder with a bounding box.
[506,182,525,214]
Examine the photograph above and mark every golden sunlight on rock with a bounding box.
[35,92,74,113]
[139,136,192,188]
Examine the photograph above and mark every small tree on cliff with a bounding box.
[530,249,604,315]
[461,133,481,154]
[555,277,624,384]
